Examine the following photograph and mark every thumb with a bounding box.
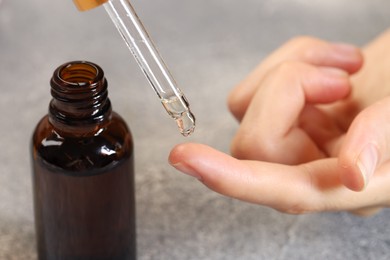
[338,98,390,191]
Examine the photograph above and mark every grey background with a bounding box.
[1,0,390,259]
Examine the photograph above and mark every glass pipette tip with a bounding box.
[103,0,195,136]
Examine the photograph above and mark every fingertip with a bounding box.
[168,143,188,165]
[169,143,234,182]
[339,148,372,191]
[168,143,252,198]
[339,165,366,192]
[338,106,383,192]
[169,143,216,164]
[329,43,364,74]
[311,67,352,102]
[169,143,203,180]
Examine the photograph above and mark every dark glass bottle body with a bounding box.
[31,61,136,260]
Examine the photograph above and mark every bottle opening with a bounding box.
[58,62,101,86]
[49,61,111,128]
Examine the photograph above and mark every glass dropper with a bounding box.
[73,0,195,136]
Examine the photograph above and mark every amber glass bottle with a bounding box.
[31,61,136,260]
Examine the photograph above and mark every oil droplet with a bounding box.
[175,111,196,137]
[162,95,196,136]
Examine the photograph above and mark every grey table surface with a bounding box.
[1,0,390,259]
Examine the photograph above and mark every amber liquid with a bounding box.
[31,114,136,260]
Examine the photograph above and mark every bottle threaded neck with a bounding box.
[49,61,112,129]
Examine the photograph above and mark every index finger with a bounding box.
[169,142,324,213]
[169,143,390,214]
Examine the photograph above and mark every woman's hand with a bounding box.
[169,31,390,215]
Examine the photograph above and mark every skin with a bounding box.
[169,30,390,215]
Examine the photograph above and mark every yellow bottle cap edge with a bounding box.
[73,0,108,11]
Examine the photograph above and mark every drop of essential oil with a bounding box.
[162,95,196,137]
[175,110,195,137]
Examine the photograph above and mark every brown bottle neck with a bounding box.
[48,61,112,134]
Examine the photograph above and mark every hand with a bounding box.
[169,32,390,215]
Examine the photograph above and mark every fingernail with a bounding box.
[356,143,378,189]
[170,162,202,181]
[331,43,359,56]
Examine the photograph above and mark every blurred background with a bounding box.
[1,0,390,259]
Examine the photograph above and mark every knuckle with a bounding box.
[273,60,302,75]
[270,60,309,79]
[284,36,329,64]
[265,61,307,89]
